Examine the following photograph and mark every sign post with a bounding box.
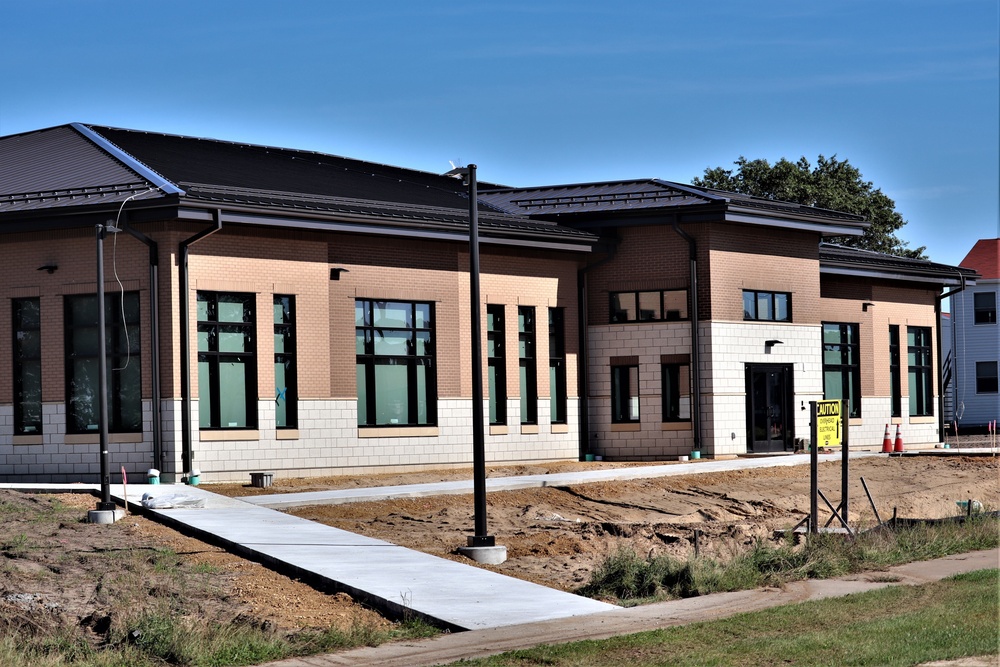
[809,399,848,534]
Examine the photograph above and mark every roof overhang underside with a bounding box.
[821,266,976,287]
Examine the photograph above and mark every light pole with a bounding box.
[89,223,118,522]
[445,164,505,563]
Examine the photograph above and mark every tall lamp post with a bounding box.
[445,164,506,564]
[89,223,119,523]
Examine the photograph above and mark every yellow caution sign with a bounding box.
[816,400,842,448]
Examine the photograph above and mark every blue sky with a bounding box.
[1,1,997,267]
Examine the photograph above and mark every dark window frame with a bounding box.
[518,306,538,425]
[822,322,862,418]
[976,361,998,394]
[355,299,437,428]
[660,361,692,423]
[609,289,688,323]
[197,291,258,430]
[973,292,997,325]
[889,325,902,418]
[13,298,42,435]
[743,290,792,322]
[64,292,142,434]
[487,304,506,426]
[907,326,933,417]
[548,307,567,425]
[274,295,297,429]
[611,363,640,424]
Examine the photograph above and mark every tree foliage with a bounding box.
[693,155,926,259]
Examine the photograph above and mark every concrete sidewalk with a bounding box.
[242,451,884,509]
[259,549,1000,667]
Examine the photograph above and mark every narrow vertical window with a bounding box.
[197,292,257,429]
[518,306,537,425]
[13,298,42,435]
[907,326,933,417]
[661,361,691,422]
[355,299,436,427]
[611,363,639,423]
[889,325,901,418]
[65,293,141,433]
[549,307,567,425]
[487,304,506,426]
[274,295,297,429]
[822,323,861,418]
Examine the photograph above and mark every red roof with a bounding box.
[960,238,999,279]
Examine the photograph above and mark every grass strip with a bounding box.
[453,569,998,666]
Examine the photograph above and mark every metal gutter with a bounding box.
[724,211,866,236]
[178,210,223,480]
[70,123,185,196]
[821,266,975,287]
[119,214,163,474]
[671,221,702,453]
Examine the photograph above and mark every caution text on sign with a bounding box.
[816,400,842,448]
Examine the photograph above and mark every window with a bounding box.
[822,323,861,418]
[611,363,639,423]
[487,305,506,426]
[356,299,436,427]
[549,308,567,424]
[976,361,998,394]
[973,292,997,325]
[518,306,537,425]
[889,325,902,418]
[661,361,691,422]
[65,292,141,433]
[743,290,791,322]
[13,298,42,435]
[198,292,257,429]
[274,295,297,429]
[610,289,687,323]
[907,326,933,417]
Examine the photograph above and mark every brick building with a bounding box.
[0,124,978,482]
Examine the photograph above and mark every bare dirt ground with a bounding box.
[1,443,996,651]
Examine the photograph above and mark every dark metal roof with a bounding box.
[0,125,162,212]
[480,179,868,235]
[0,124,595,248]
[820,243,979,286]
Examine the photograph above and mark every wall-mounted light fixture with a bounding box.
[330,267,350,281]
[764,339,783,354]
[37,263,58,274]
[862,302,875,312]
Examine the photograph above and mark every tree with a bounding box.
[692,155,927,259]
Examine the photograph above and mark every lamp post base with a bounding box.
[458,544,507,565]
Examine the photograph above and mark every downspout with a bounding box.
[671,221,702,452]
[935,272,967,442]
[120,213,163,473]
[577,237,619,460]
[179,209,223,478]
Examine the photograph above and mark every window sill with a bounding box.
[12,435,43,446]
[489,425,509,436]
[849,418,863,426]
[520,424,539,435]
[358,426,439,438]
[550,423,569,434]
[660,421,692,431]
[64,433,143,445]
[276,429,299,441]
[611,422,641,432]
[891,417,903,425]
[200,430,260,442]
[909,416,935,424]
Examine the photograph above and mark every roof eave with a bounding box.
[821,265,976,287]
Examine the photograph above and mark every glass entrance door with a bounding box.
[746,364,793,452]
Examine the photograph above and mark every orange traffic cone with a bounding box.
[893,425,904,452]
[881,424,893,453]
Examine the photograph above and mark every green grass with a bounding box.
[453,569,999,666]
[579,515,999,604]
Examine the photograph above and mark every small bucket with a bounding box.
[690,450,701,459]
[147,468,160,485]
[584,454,595,462]
[186,469,201,486]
